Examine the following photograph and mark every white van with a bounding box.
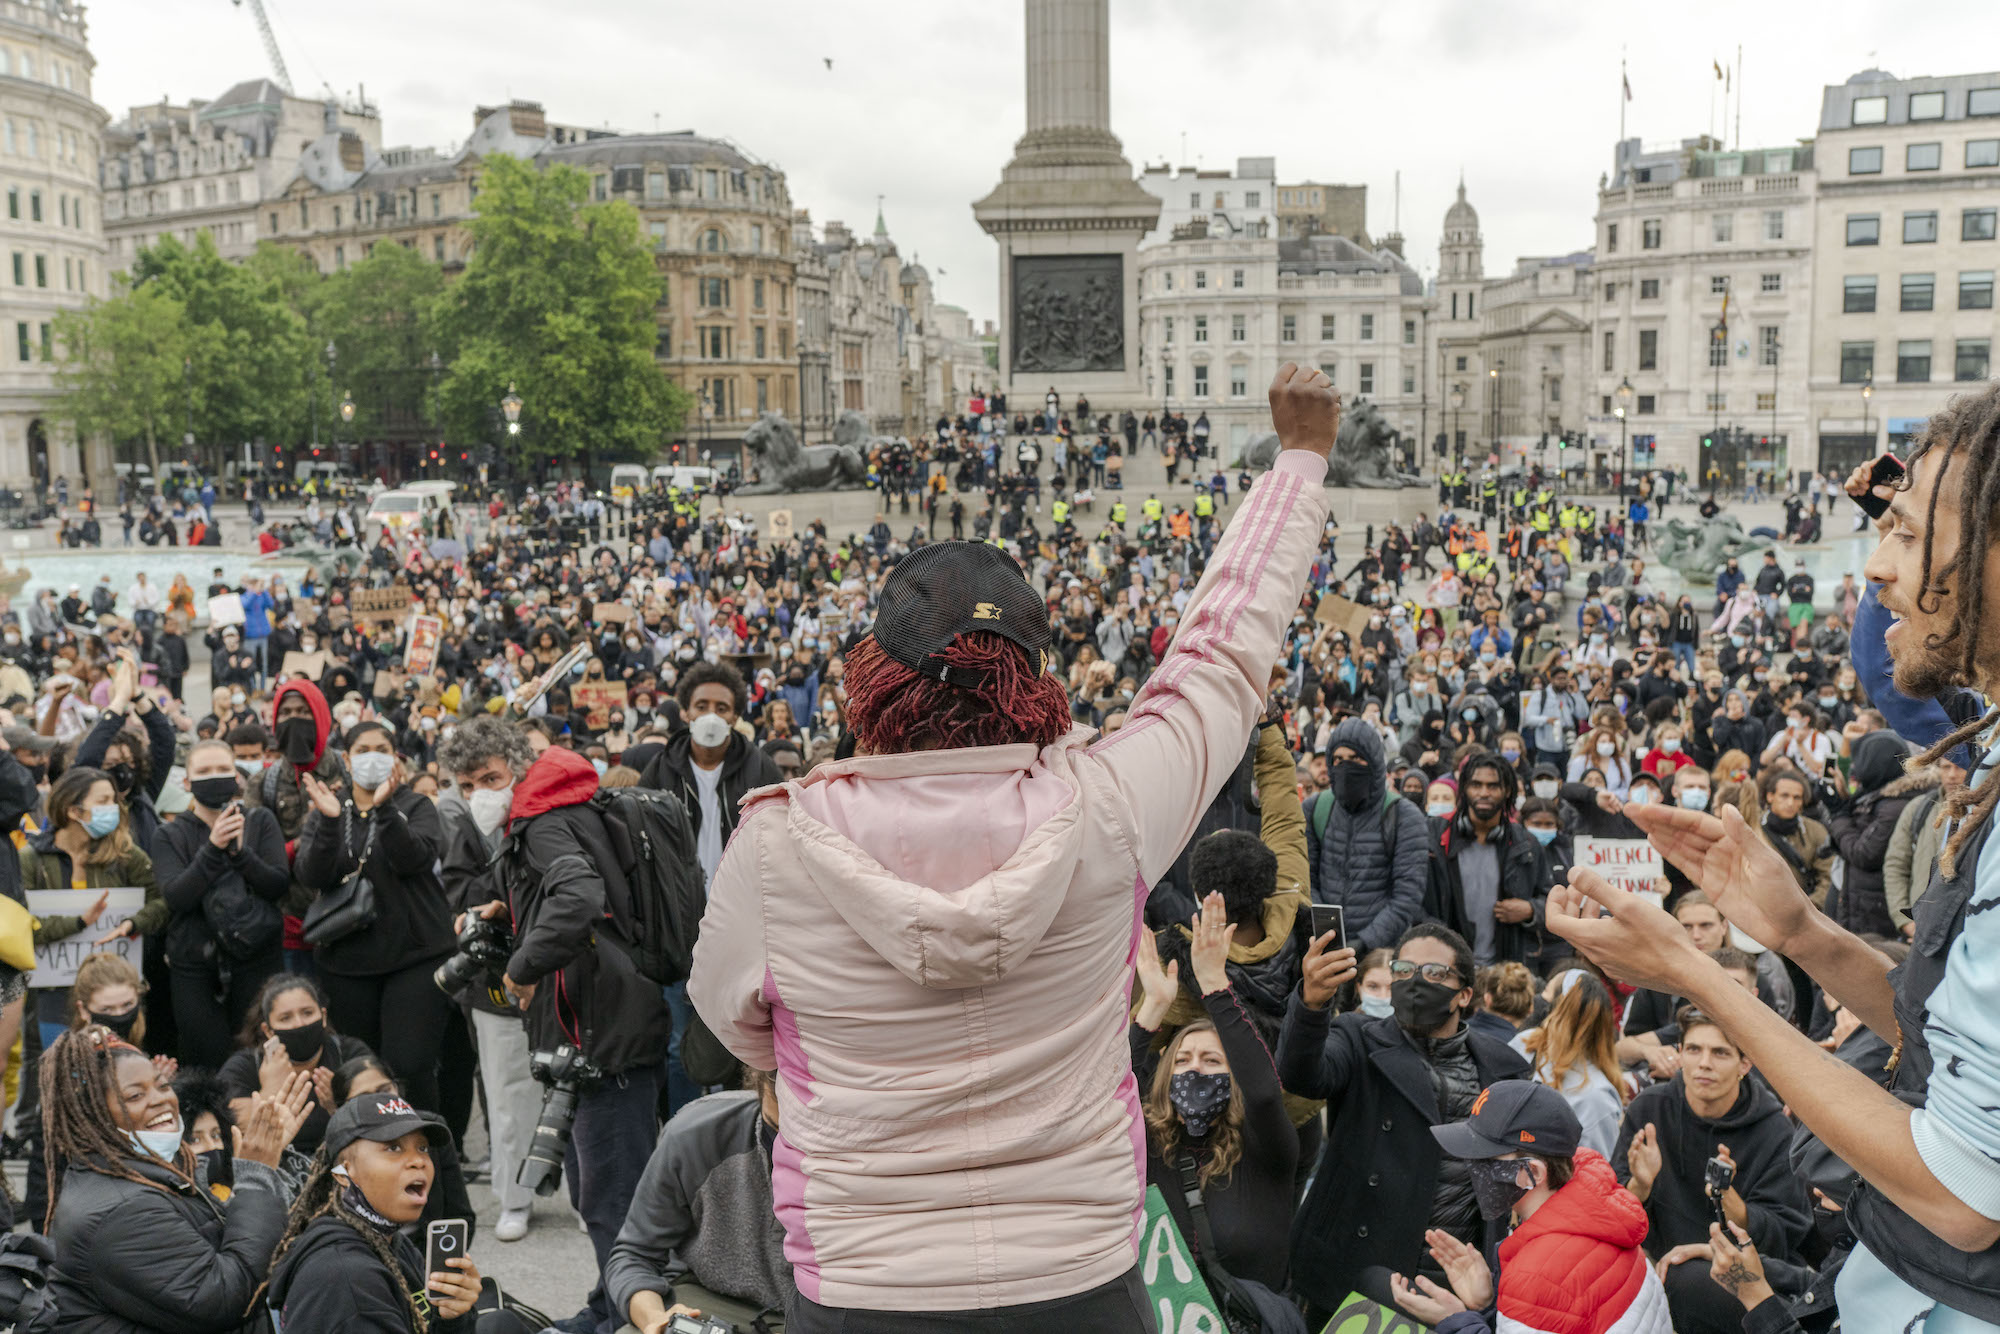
[365,485,451,534]
[610,464,650,499]
[651,465,716,492]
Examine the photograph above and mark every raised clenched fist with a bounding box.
[1268,362,1341,460]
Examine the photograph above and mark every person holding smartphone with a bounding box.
[263,1093,481,1334]
[155,739,290,1071]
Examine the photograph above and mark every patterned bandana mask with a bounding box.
[1465,1156,1536,1220]
[1168,1070,1233,1138]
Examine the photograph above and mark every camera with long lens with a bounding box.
[432,914,513,1006]
[517,1043,602,1197]
[665,1314,732,1334]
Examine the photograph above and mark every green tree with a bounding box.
[312,242,446,444]
[50,279,188,474]
[436,155,687,473]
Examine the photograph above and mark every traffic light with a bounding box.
[1701,433,1714,449]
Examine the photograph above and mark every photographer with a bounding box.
[1611,1009,1808,1334]
[471,738,670,1334]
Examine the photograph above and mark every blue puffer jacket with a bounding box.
[1306,719,1433,953]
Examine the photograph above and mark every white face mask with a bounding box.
[1596,741,1616,758]
[468,785,514,837]
[349,751,395,790]
[689,713,731,749]
[1532,780,1558,800]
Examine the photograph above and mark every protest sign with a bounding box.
[767,509,794,540]
[594,601,633,624]
[278,650,326,680]
[405,615,444,677]
[373,668,409,700]
[26,889,146,988]
[351,584,411,626]
[572,678,629,731]
[1320,1291,1429,1333]
[206,594,244,628]
[1138,1185,1225,1333]
[1314,594,1372,639]
[1574,835,1666,903]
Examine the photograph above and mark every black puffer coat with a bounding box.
[1305,719,1432,954]
[1828,732,1920,939]
[47,1154,287,1334]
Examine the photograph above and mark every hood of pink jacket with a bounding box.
[781,737,1086,990]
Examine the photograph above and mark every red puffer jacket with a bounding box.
[1487,1149,1673,1334]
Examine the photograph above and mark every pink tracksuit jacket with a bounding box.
[689,449,1331,1311]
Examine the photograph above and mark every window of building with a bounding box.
[1163,271,1173,291]
[1245,191,1261,208]
[1360,313,1375,341]
[12,323,23,362]
[31,255,43,288]
[62,257,70,290]
[1903,273,1936,310]
[1456,355,1468,371]
[1606,222,1618,253]
[754,326,766,359]
[1641,219,1662,249]
[755,378,768,413]
[1760,272,1782,292]
[1847,214,1880,246]
[1708,330,1727,367]
[702,169,718,198]
[1403,368,1416,394]
[1765,209,1785,240]
[701,327,727,359]
[1194,269,1207,289]
[1230,313,1245,342]
[1710,275,1729,295]
[1849,146,1884,175]
[1963,270,1996,309]
[1229,366,1247,398]
[1450,292,1458,319]
[1163,316,1174,344]
[646,172,665,200]
[1712,213,1734,243]
[1908,142,1943,172]
[1359,363,1375,394]
[649,221,666,250]
[1971,140,2000,169]
[434,236,445,262]
[1909,91,1946,120]
[1641,278,1661,299]
[268,211,277,233]
[1193,315,1208,342]
[593,175,607,201]
[1231,269,1244,289]
[1898,339,1933,382]
[751,223,763,251]
[1905,211,1939,244]
[1280,314,1296,343]
[1973,88,2000,116]
[1320,314,1337,341]
[1163,364,1175,397]
[1193,363,1209,397]
[333,245,344,270]
[701,228,725,252]
[753,277,765,309]
[1958,338,1993,382]
[1844,275,1878,312]
[1757,392,1777,412]
[1967,208,1999,242]
[332,205,341,228]
[1840,341,1875,383]
[701,276,729,307]
[1760,326,1781,366]
[1852,95,1888,125]
[7,254,16,286]
[1188,191,1200,209]
[28,190,38,223]
[1706,392,1727,411]
[1602,331,1615,372]
[1403,319,1416,345]
[1638,328,1658,370]
[1637,394,1656,415]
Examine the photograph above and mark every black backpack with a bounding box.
[590,786,705,986]
[0,1233,57,1334]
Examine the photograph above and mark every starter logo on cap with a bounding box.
[972,602,1002,621]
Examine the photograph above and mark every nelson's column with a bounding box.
[972,0,1159,412]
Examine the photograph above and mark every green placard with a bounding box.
[1139,1184,1227,1332]
[1319,1291,1430,1334]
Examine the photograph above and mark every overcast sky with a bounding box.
[91,0,1991,321]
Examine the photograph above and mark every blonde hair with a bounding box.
[1478,962,1536,1023]
[1523,974,1628,1104]
[1142,1020,1245,1189]
[69,954,146,1047]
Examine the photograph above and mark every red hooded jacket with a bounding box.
[271,679,333,951]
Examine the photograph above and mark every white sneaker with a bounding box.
[494,1207,530,1242]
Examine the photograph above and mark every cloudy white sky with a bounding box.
[92,0,1991,320]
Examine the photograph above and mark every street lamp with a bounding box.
[1861,375,1874,445]
[501,384,523,436]
[1614,377,1634,492]
[1449,381,1466,469]
[1488,366,1500,464]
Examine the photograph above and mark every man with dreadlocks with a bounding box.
[42,1024,295,1334]
[1545,383,2000,1332]
[690,364,1340,1332]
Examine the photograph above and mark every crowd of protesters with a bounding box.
[0,370,1986,1334]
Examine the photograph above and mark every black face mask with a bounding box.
[198,1147,233,1191]
[1330,760,1375,812]
[190,776,241,810]
[1391,977,1460,1034]
[107,763,137,795]
[1466,1156,1536,1220]
[274,1018,325,1064]
[88,1007,139,1040]
[276,716,318,767]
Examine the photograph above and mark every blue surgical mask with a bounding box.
[1427,800,1455,818]
[1528,826,1559,847]
[84,804,120,839]
[126,1125,183,1163]
[1359,994,1396,1019]
[1501,748,1521,763]
[1679,788,1711,812]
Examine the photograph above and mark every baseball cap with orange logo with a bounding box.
[1431,1079,1581,1160]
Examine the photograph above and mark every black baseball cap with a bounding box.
[1431,1079,1581,1160]
[323,1092,452,1159]
[871,542,1051,687]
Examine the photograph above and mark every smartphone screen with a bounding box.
[1308,902,1347,953]
[424,1219,468,1292]
[1855,453,1904,520]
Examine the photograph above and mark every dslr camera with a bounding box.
[432,913,514,1007]
[664,1315,732,1334]
[517,1043,603,1197]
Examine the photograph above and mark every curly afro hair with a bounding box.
[1189,829,1278,928]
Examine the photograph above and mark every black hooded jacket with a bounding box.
[1827,730,1916,939]
[1306,718,1431,953]
[266,1211,475,1334]
[638,727,781,849]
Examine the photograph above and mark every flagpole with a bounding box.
[1735,45,1744,150]
[1620,54,1627,143]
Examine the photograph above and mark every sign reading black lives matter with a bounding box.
[26,889,146,987]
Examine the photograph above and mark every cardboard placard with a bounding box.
[1575,835,1666,901]
[351,584,411,625]
[27,889,146,988]
[767,509,794,540]
[572,678,628,731]
[1137,1185,1224,1331]
[206,594,245,627]
[594,601,634,624]
[405,614,443,678]
[373,668,409,700]
[1313,593,1372,639]
[279,650,327,680]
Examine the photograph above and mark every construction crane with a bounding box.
[232,0,294,94]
